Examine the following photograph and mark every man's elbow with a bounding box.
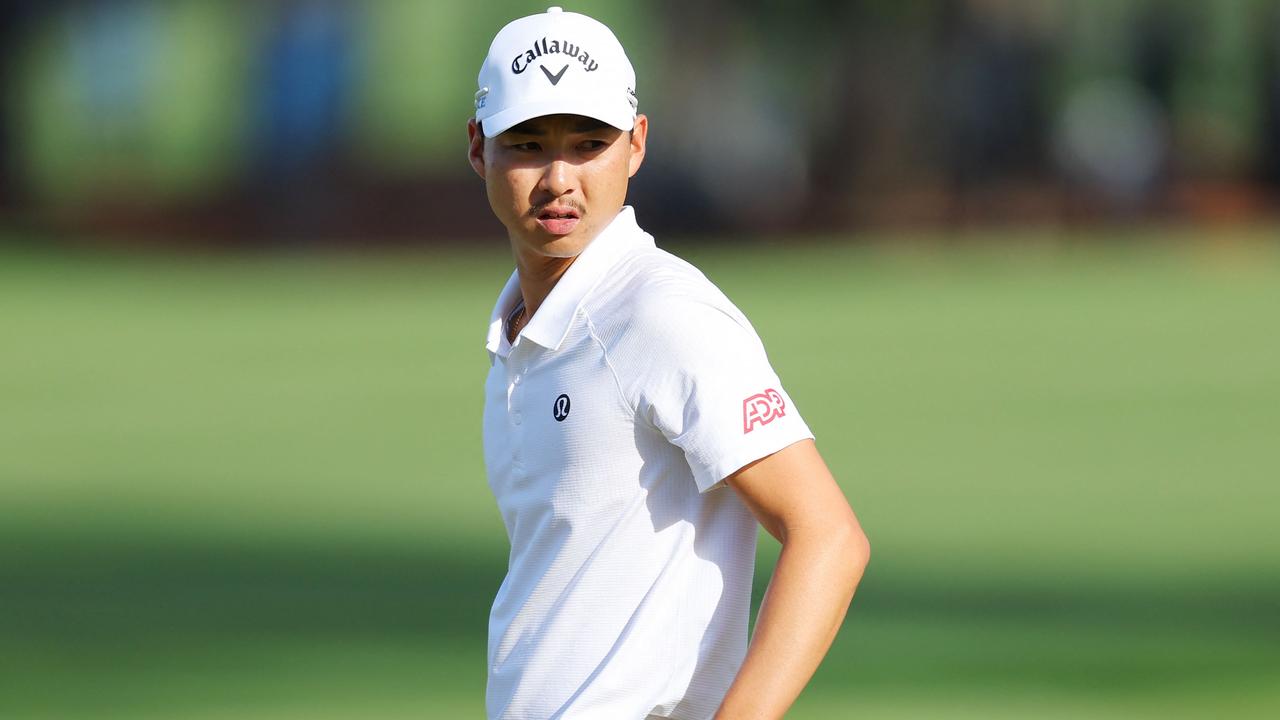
[848,523,871,574]
[831,514,870,580]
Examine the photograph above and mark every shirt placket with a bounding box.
[507,343,530,481]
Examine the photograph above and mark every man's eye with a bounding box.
[580,140,607,151]
[510,142,540,152]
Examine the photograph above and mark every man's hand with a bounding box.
[715,439,870,719]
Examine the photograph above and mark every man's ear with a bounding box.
[467,118,486,179]
[627,114,648,178]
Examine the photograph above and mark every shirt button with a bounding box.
[513,374,522,385]
[513,412,522,425]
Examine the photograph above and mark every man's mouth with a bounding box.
[535,206,581,235]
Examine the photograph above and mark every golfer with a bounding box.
[468,7,869,719]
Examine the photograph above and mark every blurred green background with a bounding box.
[3,1,1280,718]
[4,0,1280,237]
[3,230,1279,718]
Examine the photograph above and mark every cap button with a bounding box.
[547,6,563,13]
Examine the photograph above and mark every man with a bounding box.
[468,8,869,719]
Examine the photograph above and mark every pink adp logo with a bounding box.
[742,388,786,433]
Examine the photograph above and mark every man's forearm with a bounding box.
[714,523,869,719]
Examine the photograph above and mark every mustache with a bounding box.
[528,199,586,217]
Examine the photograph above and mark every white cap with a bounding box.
[475,7,637,138]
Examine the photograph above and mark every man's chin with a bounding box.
[539,233,591,258]
[514,227,591,259]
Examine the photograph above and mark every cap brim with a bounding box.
[480,97,635,138]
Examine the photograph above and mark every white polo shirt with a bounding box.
[482,206,813,720]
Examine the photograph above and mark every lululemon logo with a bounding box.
[553,394,571,422]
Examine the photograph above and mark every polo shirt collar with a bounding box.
[485,206,653,358]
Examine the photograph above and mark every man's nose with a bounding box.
[538,158,575,196]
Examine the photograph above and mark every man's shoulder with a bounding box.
[611,243,706,287]
[589,246,739,325]
[582,245,757,360]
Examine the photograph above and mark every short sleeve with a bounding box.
[619,294,814,493]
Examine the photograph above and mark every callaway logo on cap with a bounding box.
[475,6,638,138]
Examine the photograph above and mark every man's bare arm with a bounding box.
[714,439,870,719]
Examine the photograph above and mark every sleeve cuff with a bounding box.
[689,425,815,494]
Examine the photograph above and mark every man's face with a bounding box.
[468,113,648,259]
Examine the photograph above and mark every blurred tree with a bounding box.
[0,0,41,210]
[1261,3,1280,186]
[251,0,355,178]
[1171,0,1263,177]
[13,0,247,207]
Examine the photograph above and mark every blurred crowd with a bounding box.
[1,0,1279,244]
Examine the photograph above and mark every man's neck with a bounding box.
[508,206,625,319]
[512,250,577,320]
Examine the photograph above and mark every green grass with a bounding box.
[2,230,1278,718]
